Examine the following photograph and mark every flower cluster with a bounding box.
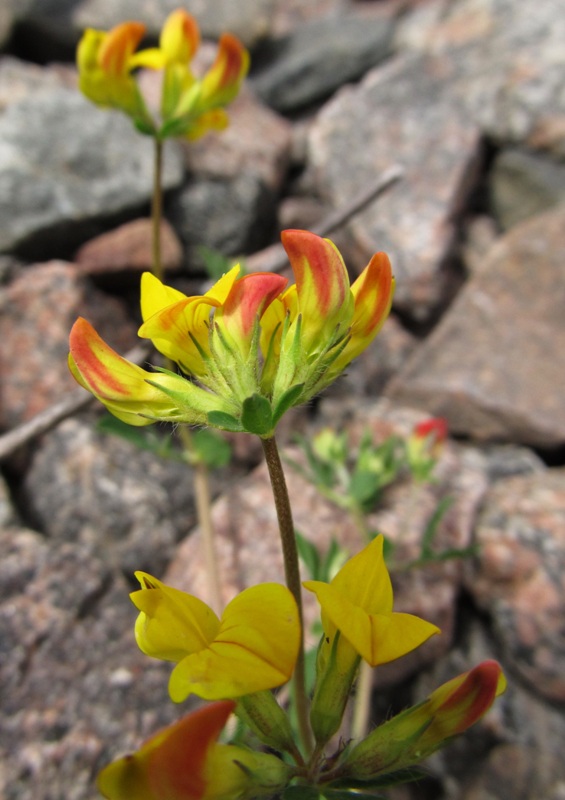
[69,230,394,437]
[77,8,249,139]
[98,537,505,799]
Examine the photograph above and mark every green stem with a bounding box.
[152,137,163,281]
[261,434,312,755]
[351,660,373,741]
[179,426,223,614]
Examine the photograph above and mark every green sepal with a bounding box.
[272,383,305,426]
[207,411,244,432]
[241,393,273,436]
[236,691,300,757]
[329,767,428,791]
[283,786,321,800]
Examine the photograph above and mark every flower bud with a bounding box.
[343,661,506,779]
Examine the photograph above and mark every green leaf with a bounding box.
[207,411,244,432]
[241,393,273,435]
[283,786,321,800]
[97,414,181,460]
[272,383,305,425]
[329,767,428,791]
[295,531,321,580]
[189,429,232,468]
[421,495,453,556]
[196,245,239,281]
[349,469,380,506]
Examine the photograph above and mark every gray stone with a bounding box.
[251,13,395,113]
[0,260,137,430]
[0,526,177,800]
[22,417,199,577]
[465,469,565,702]
[168,171,277,267]
[72,0,277,47]
[309,0,565,318]
[74,218,183,280]
[490,147,565,230]
[307,52,483,319]
[0,87,183,257]
[386,205,565,447]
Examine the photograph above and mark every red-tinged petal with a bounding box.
[159,9,200,64]
[98,21,146,77]
[69,317,147,399]
[328,252,393,377]
[413,417,448,442]
[97,701,235,800]
[139,267,241,373]
[216,273,288,354]
[200,33,250,106]
[281,230,354,353]
[429,660,506,736]
[350,252,393,341]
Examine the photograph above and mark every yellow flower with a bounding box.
[131,573,300,702]
[76,8,249,140]
[69,231,393,435]
[77,21,153,129]
[303,535,439,744]
[304,535,440,669]
[97,700,291,800]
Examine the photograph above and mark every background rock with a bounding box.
[0,88,183,257]
[490,147,565,230]
[0,1,564,798]
[74,218,182,281]
[0,262,136,429]
[251,12,395,113]
[466,468,565,703]
[387,205,565,447]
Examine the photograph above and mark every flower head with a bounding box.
[97,700,291,800]
[69,231,393,436]
[344,660,507,779]
[77,21,153,127]
[77,9,249,140]
[131,574,300,702]
[303,535,439,744]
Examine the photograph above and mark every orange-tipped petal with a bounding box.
[216,273,288,356]
[159,9,200,64]
[69,317,151,401]
[139,267,241,373]
[349,252,393,345]
[97,701,236,800]
[98,21,146,77]
[200,33,250,107]
[427,660,506,738]
[281,230,354,353]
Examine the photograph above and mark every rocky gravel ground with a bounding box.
[1,1,565,798]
